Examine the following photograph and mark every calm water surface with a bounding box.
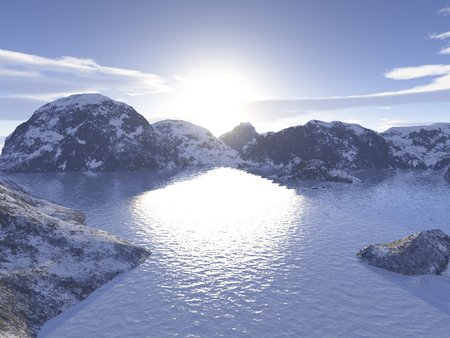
[4,168,450,337]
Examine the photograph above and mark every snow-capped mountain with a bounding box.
[0,94,164,172]
[382,123,450,169]
[0,94,241,173]
[2,93,450,181]
[0,178,149,337]
[223,120,392,170]
[153,120,241,167]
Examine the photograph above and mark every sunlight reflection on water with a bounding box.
[131,168,306,289]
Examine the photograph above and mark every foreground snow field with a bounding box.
[4,168,450,337]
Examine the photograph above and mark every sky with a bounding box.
[1,0,450,136]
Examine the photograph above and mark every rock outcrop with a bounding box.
[0,178,150,337]
[357,229,450,275]
[219,122,259,152]
[277,158,360,183]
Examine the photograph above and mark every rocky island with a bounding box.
[357,229,450,275]
[0,178,150,337]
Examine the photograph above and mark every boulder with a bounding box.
[357,229,450,275]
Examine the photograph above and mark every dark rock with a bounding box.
[219,122,259,152]
[0,178,150,337]
[230,120,392,169]
[357,229,450,275]
[277,158,359,183]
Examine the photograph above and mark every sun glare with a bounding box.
[173,70,256,135]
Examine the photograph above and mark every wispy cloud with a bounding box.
[244,63,450,120]
[0,49,172,104]
[438,7,450,16]
[438,47,450,55]
[429,31,450,40]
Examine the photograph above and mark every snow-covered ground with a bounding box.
[4,168,450,337]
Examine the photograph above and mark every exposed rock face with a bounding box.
[278,158,360,183]
[0,94,165,172]
[357,229,450,275]
[219,122,259,152]
[0,178,150,337]
[382,124,450,169]
[153,120,241,167]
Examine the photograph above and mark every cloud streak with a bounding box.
[244,64,450,120]
[429,31,450,40]
[0,49,172,103]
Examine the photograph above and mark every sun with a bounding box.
[173,70,256,135]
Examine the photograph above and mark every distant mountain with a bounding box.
[2,93,450,182]
[0,94,167,172]
[153,120,241,168]
[0,94,241,173]
[382,123,450,169]
[219,122,259,152]
[221,120,392,168]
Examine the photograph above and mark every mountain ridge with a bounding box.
[1,93,450,182]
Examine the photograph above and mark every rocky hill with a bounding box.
[153,120,240,168]
[0,94,165,172]
[0,178,149,337]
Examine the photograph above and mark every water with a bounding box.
[4,168,450,337]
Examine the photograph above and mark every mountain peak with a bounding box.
[37,93,124,113]
[220,122,259,151]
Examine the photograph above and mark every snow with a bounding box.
[0,168,446,338]
[36,94,115,112]
[76,137,86,145]
[25,129,64,143]
[308,120,366,136]
[382,123,450,168]
[385,123,450,134]
[153,120,243,167]
[87,159,103,170]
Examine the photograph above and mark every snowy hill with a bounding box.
[150,119,241,167]
[382,123,450,169]
[0,94,164,172]
[0,178,149,337]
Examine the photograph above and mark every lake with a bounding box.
[4,168,450,337]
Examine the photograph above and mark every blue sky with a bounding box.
[1,0,450,136]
